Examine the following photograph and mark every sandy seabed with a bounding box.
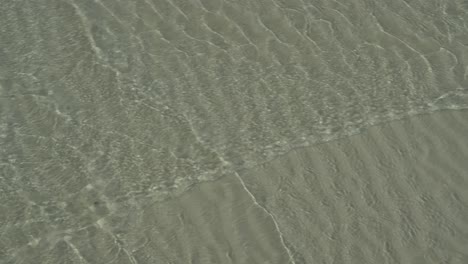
[141,110,468,264]
[15,110,463,264]
[2,0,468,263]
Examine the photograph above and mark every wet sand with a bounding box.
[63,109,468,264]
[2,0,468,263]
[6,110,464,264]
[159,109,468,264]
[128,109,468,264]
[240,109,468,263]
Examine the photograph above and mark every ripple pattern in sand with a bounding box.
[1,0,468,218]
[241,110,468,263]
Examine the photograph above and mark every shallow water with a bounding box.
[2,0,468,201]
[1,1,468,261]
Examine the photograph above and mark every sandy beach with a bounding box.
[7,110,463,263]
